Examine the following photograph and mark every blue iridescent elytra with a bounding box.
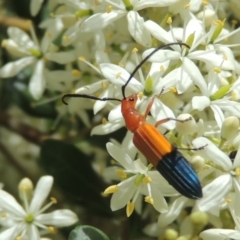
[156,149,202,199]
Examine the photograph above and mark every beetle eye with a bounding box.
[129,97,134,101]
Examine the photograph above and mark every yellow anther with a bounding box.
[160,65,165,72]
[115,169,127,179]
[106,33,113,39]
[71,69,81,77]
[226,198,232,204]
[184,3,191,9]
[202,0,209,6]
[143,176,152,184]
[78,56,86,61]
[145,196,154,205]
[106,6,112,13]
[118,62,125,68]
[50,197,57,204]
[235,167,240,177]
[110,159,117,165]
[50,12,55,18]
[63,36,70,42]
[116,72,121,78]
[138,91,144,100]
[16,236,22,240]
[213,67,221,73]
[1,39,7,47]
[167,17,172,25]
[48,226,57,234]
[170,87,177,93]
[222,55,228,61]
[46,31,52,37]
[1,213,7,218]
[101,81,107,89]
[231,91,237,100]
[232,19,238,25]
[104,185,119,194]
[126,201,134,217]
[102,118,108,124]
[213,19,224,26]
[132,48,138,53]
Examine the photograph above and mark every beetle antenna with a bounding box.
[62,93,121,105]
[121,42,190,99]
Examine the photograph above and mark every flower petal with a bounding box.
[151,185,168,213]
[81,11,126,32]
[36,210,78,227]
[29,59,46,100]
[200,229,240,240]
[29,176,53,213]
[134,0,178,10]
[91,119,124,135]
[182,57,207,94]
[196,174,232,215]
[127,11,151,47]
[192,96,210,111]
[106,142,135,171]
[0,224,25,240]
[158,196,189,227]
[0,57,36,78]
[144,20,174,44]
[26,224,40,240]
[111,177,135,211]
[30,0,43,16]
[100,63,143,92]
[0,190,25,217]
[192,137,232,171]
[46,51,76,64]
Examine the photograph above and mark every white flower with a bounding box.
[192,69,240,128]
[143,18,236,94]
[81,0,181,47]
[103,142,177,216]
[74,58,178,135]
[0,176,78,240]
[192,137,240,216]
[0,23,70,100]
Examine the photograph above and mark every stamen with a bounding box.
[116,72,122,78]
[36,197,58,215]
[102,118,108,124]
[126,201,134,217]
[145,196,154,205]
[48,226,57,234]
[143,176,152,184]
[104,185,119,194]
[115,169,127,179]
[72,69,81,77]
[132,48,138,53]
[106,6,112,13]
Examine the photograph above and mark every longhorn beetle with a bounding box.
[62,42,203,199]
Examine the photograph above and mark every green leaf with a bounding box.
[68,225,110,240]
[40,139,112,216]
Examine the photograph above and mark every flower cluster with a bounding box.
[0,176,78,240]
[1,0,240,239]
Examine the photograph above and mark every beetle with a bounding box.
[62,42,203,199]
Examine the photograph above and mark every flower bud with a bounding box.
[190,211,208,229]
[221,116,239,141]
[190,155,205,172]
[18,178,33,202]
[164,228,178,240]
[176,237,188,240]
[176,114,196,134]
[232,133,240,149]
[197,9,215,27]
